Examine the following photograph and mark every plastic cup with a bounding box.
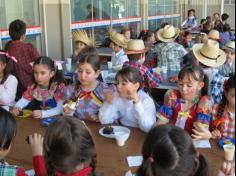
[108,62,113,70]
[223,144,235,161]
[161,66,168,74]
[114,131,129,147]
[66,64,71,72]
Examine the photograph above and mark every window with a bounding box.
[0,0,41,52]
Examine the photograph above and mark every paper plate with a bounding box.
[15,109,32,119]
[99,126,130,139]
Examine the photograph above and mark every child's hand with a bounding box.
[29,133,44,156]
[63,106,74,114]
[104,90,114,104]
[11,107,21,116]
[212,130,222,139]
[127,91,140,104]
[218,162,235,176]
[192,124,212,140]
[169,76,178,83]
[32,110,42,119]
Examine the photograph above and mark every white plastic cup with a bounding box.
[223,144,235,161]
[114,132,129,147]
[66,58,72,71]
[66,64,71,72]
[108,62,113,70]
[161,66,168,74]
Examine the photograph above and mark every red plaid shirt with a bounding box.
[123,61,162,88]
[7,41,39,90]
[212,105,235,139]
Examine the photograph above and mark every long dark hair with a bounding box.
[0,50,12,84]
[137,125,209,176]
[33,56,65,90]
[0,107,17,151]
[44,117,97,176]
[178,65,209,96]
[217,74,235,120]
[76,52,100,89]
[138,30,154,42]
[116,67,143,91]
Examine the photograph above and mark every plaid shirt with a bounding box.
[153,42,188,70]
[123,61,162,88]
[0,162,28,176]
[7,41,39,90]
[210,72,227,104]
[212,105,235,139]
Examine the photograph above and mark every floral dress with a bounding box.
[157,90,213,134]
[23,83,65,110]
[64,81,109,120]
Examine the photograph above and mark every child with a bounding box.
[181,9,198,29]
[137,125,209,176]
[11,56,65,119]
[121,27,131,42]
[138,30,156,48]
[211,74,235,139]
[108,29,129,67]
[28,117,97,176]
[213,13,223,32]
[199,18,207,31]
[72,30,95,62]
[182,31,193,49]
[0,107,40,175]
[123,40,162,88]
[63,53,108,121]
[193,39,227,104]
[6,19,39,97]
[99,67,156,133]
[219,41,235,77]
[220,24,235,47]
[156,65,212,140]
[0,51,18,107]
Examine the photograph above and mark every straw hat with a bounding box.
[223,41,235,53]
[193,39,226,68]
[126,40,148,55]
[157,25,180,42]
[208,30,220,40]
[108,29,127,48]
[72,30,94,46]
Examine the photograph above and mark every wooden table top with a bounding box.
[7,118,225,176]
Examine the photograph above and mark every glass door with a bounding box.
[0,0,42,53]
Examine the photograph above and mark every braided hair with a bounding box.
[216,74,235,128]
[44,117,97,176]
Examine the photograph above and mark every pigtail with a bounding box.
[194,154,210,176]
[46,156,56,176]
[90,154,97,176]
[201,74,209,96]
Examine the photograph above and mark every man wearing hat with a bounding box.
[154,25,188,71]
[193,39,227,104]
[218,41,235,77]
[109,30,129,67]
[123,40,162,88]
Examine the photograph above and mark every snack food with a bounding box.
[18,110,24,116]
[103,126,114,135]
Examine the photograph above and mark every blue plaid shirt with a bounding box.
[153,42,188,70]
[210,72,226,104]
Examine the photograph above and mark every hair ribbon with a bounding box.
[0,52,18,63]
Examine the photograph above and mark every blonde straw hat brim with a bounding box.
[157,28,180,43]
[193,43,226,68]
[126,48,149,55]
[72,30,95,47]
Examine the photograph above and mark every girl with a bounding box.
[11,56,65,119]
[137,125,209,176]
[99,67,156,133]
[138,30,156,48]
[0,107,40,175]
[0,51,18,107]
[157,65,212,140]
[121,28,131,42]
[63,53,108,121]
[182,9,198,29]
[28,117,97,176]
[211,74,235,139]
[220,24,235,47]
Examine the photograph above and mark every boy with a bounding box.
[7,19,39,97]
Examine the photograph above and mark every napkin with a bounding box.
[193,140,211,148]
[127,156,143,167]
